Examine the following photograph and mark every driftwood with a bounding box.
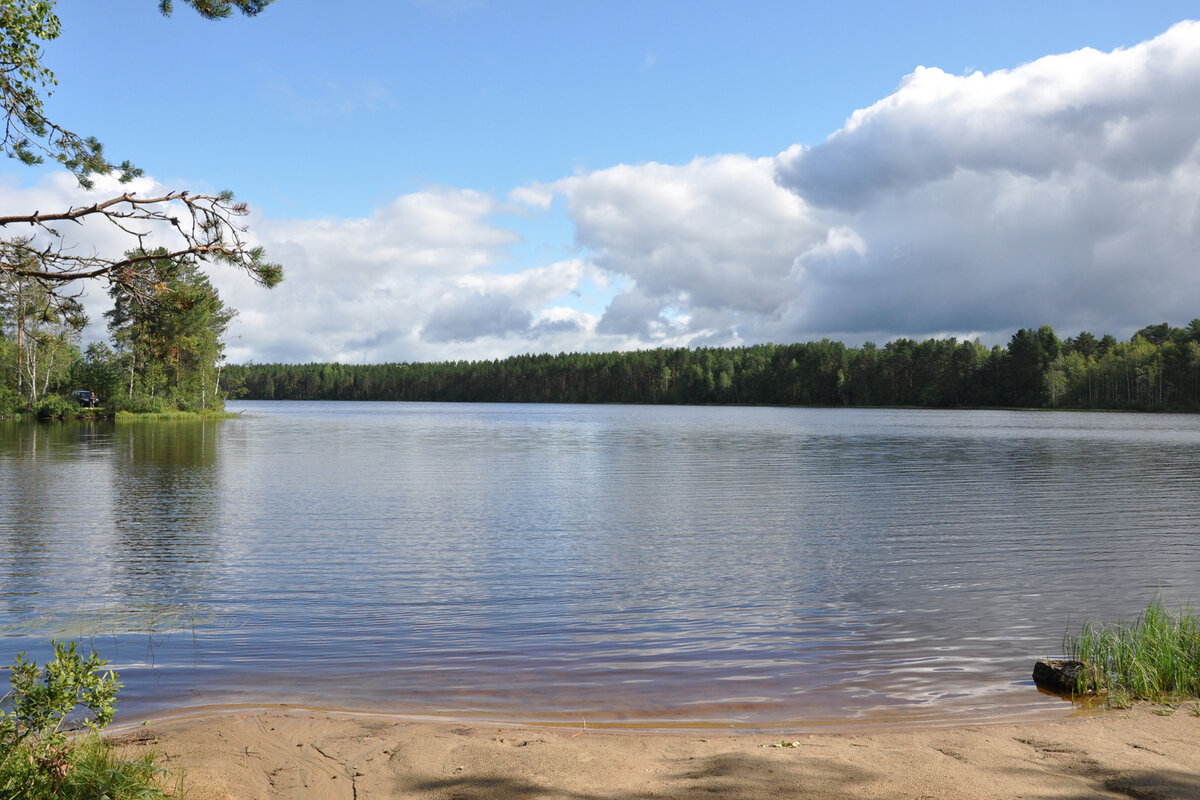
[1033,659,1099,694]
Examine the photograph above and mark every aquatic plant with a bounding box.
[1064,598,1200,702]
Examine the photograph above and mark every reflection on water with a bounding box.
[0,420,221,637]
[2,404,1199,727]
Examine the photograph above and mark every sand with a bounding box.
[110,704,1200,799]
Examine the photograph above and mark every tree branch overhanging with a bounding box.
[0,190,282,304]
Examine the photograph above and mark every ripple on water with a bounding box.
[2,404,1199,725]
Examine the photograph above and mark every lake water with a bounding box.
[2,402,1198,729]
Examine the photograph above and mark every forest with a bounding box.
[222,320,1200,412]
[0,248,233,417]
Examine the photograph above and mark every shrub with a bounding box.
[0,386,23,417]
[0,642,176,799]
[32,394,80,420]
[108,394,169,415]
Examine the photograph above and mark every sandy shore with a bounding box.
[110,705,1200,799]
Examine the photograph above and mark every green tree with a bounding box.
[1003,326,1059,407]
[1133,323,1171,346]
[0,239,84,405]
[69,341,120,403]
[1066,331,1099,358]
[107,249,234,410]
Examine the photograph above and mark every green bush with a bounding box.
[32,394,80,420]
[0,642,176,799]
[0,387,24,417]
[108,394,169,415]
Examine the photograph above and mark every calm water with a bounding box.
[2,402,1198,728]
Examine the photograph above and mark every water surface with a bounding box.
[2,402,1198,727]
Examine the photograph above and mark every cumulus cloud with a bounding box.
[779,23,1200,210]
[522,20,1200,351]
[0,176,596,363]
[421,292,532,342]
[595,290,667,339]
[548,155,826,343]
[212,190,602,362]
[528,20,1200,350]
[771,20,1200,342]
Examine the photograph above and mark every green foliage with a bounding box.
[69,342,120,405]
[0,2,277,415]
[111,395,169,415]
[0,238,86,408]
[1065,599,1200,703]
[0,642,177,799]
[31,734,176,800]
[221,317,1200,412]
[160,0,272,18]
[1,642,118,742]
[32,392,77,419]
[0,0,139,187]
[106,248,234,412]
[0,386,19,416]
[0,642,178,798]
[10,313,1200,416]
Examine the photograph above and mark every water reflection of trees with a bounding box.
[0,419,227,643]
[0,421,117,623]
[107,420,222,614]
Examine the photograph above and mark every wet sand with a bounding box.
[113,703,1200,799]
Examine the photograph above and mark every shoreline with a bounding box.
[106,687,1087,737]
[113,703,1200,799]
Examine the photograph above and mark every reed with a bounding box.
[1064,598,1200,701]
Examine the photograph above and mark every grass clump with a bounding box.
[1064,598,1200,702]
[0,641,177,799]
[114,409,233,421]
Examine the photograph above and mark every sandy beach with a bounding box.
[112,704,1200,799]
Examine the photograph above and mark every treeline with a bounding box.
[223,320,1200,411]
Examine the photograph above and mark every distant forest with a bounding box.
[221,321,1200,411]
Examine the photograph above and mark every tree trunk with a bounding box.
[15,277,23,398]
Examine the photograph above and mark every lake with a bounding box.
[2,402,1198,728]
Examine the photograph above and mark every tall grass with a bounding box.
[1064,598,1200,700]
[0,735,177,800]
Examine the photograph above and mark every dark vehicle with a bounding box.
[71,390,100,407]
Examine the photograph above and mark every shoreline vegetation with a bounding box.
[0,406,235,422]
[1064,599,1200,705]
[0,643,178,800]
[223,319,1200,412]
[9,318,1200,418]
[3,248,235,422]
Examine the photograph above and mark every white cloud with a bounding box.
[771,19,1200,342]
[508,184,554,210]
[547,154,826,343]
[216,188,564,361]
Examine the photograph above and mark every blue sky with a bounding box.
[7,1,1200,363]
